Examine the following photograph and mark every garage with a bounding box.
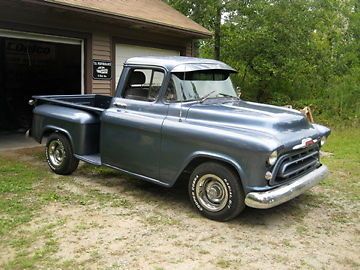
[115,44,180,83]
[0,0,211,148]
[0,30,83,132]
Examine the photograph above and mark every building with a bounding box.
[0,0,211,132]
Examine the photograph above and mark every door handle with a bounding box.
[113,101,127,109]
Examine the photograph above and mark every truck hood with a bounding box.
[186,100,326,149]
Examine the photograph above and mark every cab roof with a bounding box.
[125,56,237,73]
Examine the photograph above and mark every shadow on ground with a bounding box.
[73,162,316,226]
[12,147,321,226]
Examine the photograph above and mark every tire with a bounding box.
[189,162,245,221]
[46,133,79,175]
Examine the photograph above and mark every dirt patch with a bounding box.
[16,197,359,270]
[1,147,359,269]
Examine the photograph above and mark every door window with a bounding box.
[123,68,164,102]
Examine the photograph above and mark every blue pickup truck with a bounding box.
[29,56,330,221]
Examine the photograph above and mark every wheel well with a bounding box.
[41,129,71,145]
[41,129,54,142]
[177,156,242,185]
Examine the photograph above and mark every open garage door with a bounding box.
[0,30,83,132]
[115,44,180,84]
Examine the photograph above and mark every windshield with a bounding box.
[166,70,237,102]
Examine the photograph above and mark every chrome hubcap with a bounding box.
[195,174,229,212]
[48,140,65,167]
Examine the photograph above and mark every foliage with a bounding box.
[166,0,360,126]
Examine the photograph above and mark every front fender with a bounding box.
[161,116,277,191]
[172,151,248,188]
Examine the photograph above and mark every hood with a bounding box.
[186,100,325,149]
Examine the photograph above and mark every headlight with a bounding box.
[320,136,326,146]
[267,150,278,166]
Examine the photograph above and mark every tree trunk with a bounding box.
[214,1,221,60]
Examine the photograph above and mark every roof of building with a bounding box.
[125,56,237,72]
[41,0,212,37]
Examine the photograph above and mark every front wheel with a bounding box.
[189,162,245,221]
[46,133,79,175]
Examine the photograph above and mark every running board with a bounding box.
[75,154,101,166]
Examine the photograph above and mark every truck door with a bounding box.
[101,68,168,179]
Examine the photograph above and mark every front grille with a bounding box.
[270,145,320,186]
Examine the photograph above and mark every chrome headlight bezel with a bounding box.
[320,136,327,146]
[267,150,278,166]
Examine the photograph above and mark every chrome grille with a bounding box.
[270,145,320,186]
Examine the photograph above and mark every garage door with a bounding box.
[0,29,83,132]
[115,44,180,84]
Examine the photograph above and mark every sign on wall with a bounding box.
[93,60,112,80]
[5,40,56,65]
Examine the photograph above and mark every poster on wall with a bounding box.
[93,60,112,80]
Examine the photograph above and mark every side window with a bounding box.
[123,68,164,102]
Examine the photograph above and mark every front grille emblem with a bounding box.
[292,138,317,150]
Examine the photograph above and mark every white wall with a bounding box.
[115,44,180,83]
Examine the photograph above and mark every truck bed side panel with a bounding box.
[32,104,100,155]
[33,94,112,113]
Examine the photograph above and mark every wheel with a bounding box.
[46,133,79,175]
[189,162,245,221]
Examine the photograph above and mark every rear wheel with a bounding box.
[189,162,245,221]
[46,133,79,175]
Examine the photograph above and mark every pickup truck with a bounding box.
[29,56,330,221]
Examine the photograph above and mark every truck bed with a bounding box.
[32,94,112,114]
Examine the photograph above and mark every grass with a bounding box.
[0,151,135,269]
[0,158,49,236]
[143,211,182,226]
[216,259,232,268]
[0,127,359,269]
[321,128,360,202]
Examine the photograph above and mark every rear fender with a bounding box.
[31,104,100,155]
[41,125,74,148]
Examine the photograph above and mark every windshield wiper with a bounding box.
[218,93,237,98]
[199,90,216,103]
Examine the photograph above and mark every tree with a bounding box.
[166,0,360,124]
[165,0,228,59]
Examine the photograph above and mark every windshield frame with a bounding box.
[163,70,238,104]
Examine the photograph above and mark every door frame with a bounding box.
[0,28,85,94]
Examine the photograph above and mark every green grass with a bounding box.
[0,158,49,236]
[321,128,360,201]
[143,211,182,226]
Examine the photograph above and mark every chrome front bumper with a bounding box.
[245,165,329,209]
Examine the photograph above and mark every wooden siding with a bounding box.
[185,41,193,57]
[92,33,112,95]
